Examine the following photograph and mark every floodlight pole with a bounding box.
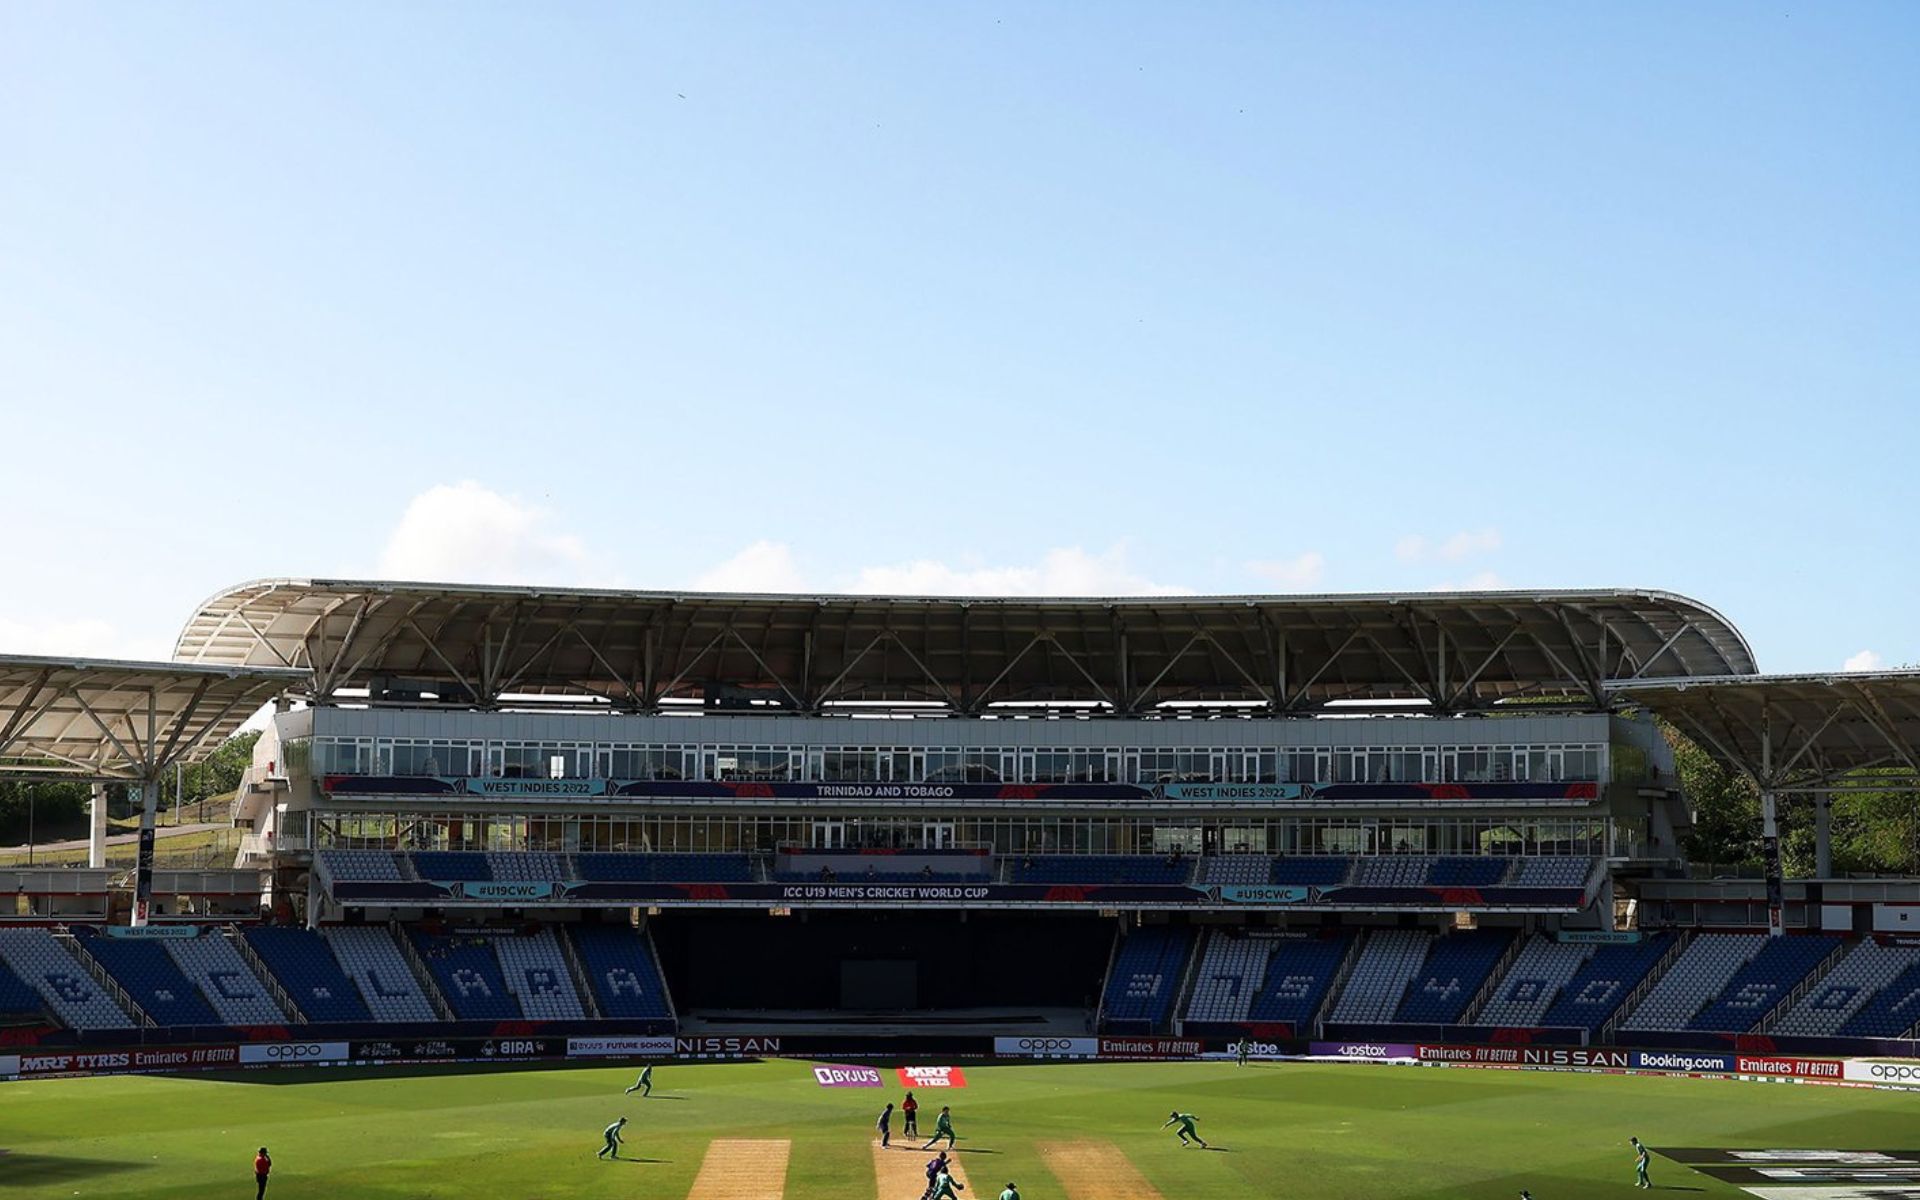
[130,778,160,927]
[1760,711,1784,937]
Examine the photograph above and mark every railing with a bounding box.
[1601,930,1691,1043]
[227,927,308,1024]
[555,926,602,1019]
[1756,939,1849,1034]
[642,919,678,1026]
[389,920,456,1021]
[1315,930,1367,1038]
[1461,930,1530,1025]
[1093,921,1123,1032]
[1170,929,1209,1035]
[58,927,156,1029]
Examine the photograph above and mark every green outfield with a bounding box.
[1,1059,1910,1199]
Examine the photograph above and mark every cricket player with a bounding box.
[1236,1039,1250,1067]
[903,1090,920,1137]
[1163,1111,1208,1148]
[1001,1183,1020,1200]
[929,1167,967,1200]
[1631,1137,1651,1189]
[922,1104,957,1150]
[598,1116,629,1160]
[877,1102,895,1149]
[625,1064,653,1096]
[922,1152,950,1200]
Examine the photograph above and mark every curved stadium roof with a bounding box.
[1608,671,1920,786]
[174,579,1756,713]
[0,655,307,781]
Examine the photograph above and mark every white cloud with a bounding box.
[1396,528,1502,563]
[1246,551,1327,590]
[378,482,594,585]
[1842,649,1885,672]
[849,545,1192,596]
[1427,570,1509,592]
[0,614,170,661]
[691,541,809,593]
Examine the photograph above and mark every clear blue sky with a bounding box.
[2,3,1915,672]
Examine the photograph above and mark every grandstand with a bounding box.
[2,584,1920,1061]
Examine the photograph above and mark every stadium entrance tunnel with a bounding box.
[650,910,1113,1015]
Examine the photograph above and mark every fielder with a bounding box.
[922,1105,957,1150]
[597,1116,628,1160]
[1163,1111,1208,1148]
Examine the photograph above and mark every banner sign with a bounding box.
[1205,884,1312,905]
[673,1035,782,1057]
[19,1045,239,1076]
[567,1036,677,1058]
[898,1065,967,1088]
[1418,1045,1632,1069]
[456,881,555,901]
[1163,783,1310,803]
[1736,1055,1844,1079]
[809,1064,884,1087]
[1842,1059,1920,1086]
[993,1036,1097,1058]
[1099,1037,1204,1060]
[239,1042,349,1066]
[0,1054,17,1077]
[102,924,202,939]
[325,775,1600,805]
[350,1039,460,1062]
[1556,931,1642,944]
[466,778,611,798]
[330,877,1587,912]
[1309,1041,1419,1060]
[1632,1051,1735,1074]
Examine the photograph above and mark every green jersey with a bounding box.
[603,1122,624,1141]
[1001,1190,1020,1200]
[937,1113,954,1133]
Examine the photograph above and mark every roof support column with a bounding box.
[1814,793,1833,879]
[1760,703,1784,937]
[89,783,108,869]
[130,778,160,927]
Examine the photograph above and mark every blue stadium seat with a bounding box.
[1100,926,1195,1030]
[1394,928,1515,1023]
[411,852,492,881]
[575,853,753,883]
[243,926,372,1022]
[78,933,219,1026]
[408,931,521,1020]
[0,955,46,1021]
[1689,935,1840,1032]
[1426,857,1510,887]
[1247,932,1354,1024]
[567,925,673,1019]
[1014,856,1192,886]
[1270,857,1353,886]
[1538,934,1674,1031]
[1840,960,1920,1038]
